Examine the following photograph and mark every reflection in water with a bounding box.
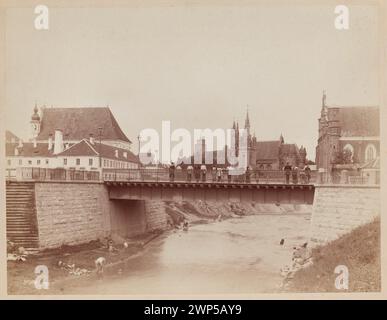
[66,214,311,294]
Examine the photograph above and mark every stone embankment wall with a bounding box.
[310,185,380,245]
[34,182,111,248]
[33,182,169,249]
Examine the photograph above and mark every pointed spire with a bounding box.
[320,90,328,120]
[280,133,284,144]
[244,105,250,130]
[322,90,326,107]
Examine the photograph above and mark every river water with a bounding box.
[64,213,311,295]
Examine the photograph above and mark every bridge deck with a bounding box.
[106,181,315,204]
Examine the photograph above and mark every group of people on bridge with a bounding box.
[283,162,311,184]
[167,162,312,184]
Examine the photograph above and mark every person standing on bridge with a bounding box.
[194,165,201,182]
[304,164,311,184]
[292,166,299,184]
[284,162,292,184]
[217,167,223,182]
[187,165,193,182]
[227,166,232,183]
[169,162,176,182]
[212,166,217,182]
[245,166,251,183]
[200,164,207,182]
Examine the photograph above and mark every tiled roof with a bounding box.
[6,143,55,157]
[5,130,20,143]
[36,107,131,143]
[334,106,379,137]
[57,139,139,163]
[281,143,300,155]
[255,140,281,160]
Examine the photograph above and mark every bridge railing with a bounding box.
[7,167,101,182]
[102,168,317,184]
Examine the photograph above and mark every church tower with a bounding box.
[244,107,251,136]
[30,104,41,139]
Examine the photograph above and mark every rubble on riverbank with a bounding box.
[164,200,311,227]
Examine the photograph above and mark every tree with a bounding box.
[334,149,353,164]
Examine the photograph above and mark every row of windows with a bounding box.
[8,159,49,166]
[7,157,138,169]
[343,143,378,161]
[63,158,93,166]
[103,159,137,169]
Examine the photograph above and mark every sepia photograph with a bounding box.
[1,0,384,300]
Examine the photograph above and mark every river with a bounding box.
[61,212,311,295]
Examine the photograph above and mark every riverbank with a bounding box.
[7,231,165,295]
[8,201,312,295]
[284,217,380,292]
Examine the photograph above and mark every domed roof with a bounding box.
[31,105,40,121]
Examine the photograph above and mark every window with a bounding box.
[365,144,377,161]
[89,158,93,166]
[19,159,22,165]
[7,159,11,166]
[28,160,32,165]
[63,158,67,165]
[46,159,49,165]
[76,158,80,165]
[37,160,41,165]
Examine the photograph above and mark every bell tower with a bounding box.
[30,104,41,139]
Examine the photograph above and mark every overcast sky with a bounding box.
[5,3,379,160]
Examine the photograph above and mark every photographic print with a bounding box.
[1,0,384,298]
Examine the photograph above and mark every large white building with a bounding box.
[5,105,139,179]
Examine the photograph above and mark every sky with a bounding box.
[4,3,380,160]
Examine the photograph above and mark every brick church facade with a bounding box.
[315,92,379,180]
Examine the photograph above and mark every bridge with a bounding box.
[7,167,316,204]
[5,167,379,251]
[106,181,315,204]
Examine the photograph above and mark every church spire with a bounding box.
[322,90,326,107]
[244,106,250,130]
[320,90,328,120]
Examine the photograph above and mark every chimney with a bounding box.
[89,133,95,145]
[53,129,64,154]
[48,134,53,150]
[33,138,37,148]
[14,148,19,156]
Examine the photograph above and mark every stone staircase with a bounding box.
[6,182,39,251]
